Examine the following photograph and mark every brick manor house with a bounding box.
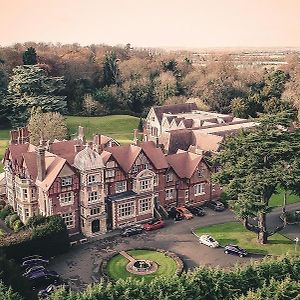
[2,103,252,238]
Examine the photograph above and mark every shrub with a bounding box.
[0,206,13,220]
[0,215,69,260]
[286,211,300,223]
[12,220,23,233]
[26,215,47,228]
[9,214,19,229]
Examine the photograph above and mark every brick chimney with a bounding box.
[9,129,18,144]
[133,129,139,145]
[78,126,85,143]
[36,141,46,181]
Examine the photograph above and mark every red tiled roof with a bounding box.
[7,143,30,165]
[105,144,141,172]
[49,140,83,164]
[166,151,204,179]
[153,103,198,122]
[140,141,169,170]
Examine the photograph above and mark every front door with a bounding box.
[91,219,100,233]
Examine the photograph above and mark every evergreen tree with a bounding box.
[103,51,120,86]
[213,111,300,244]
[6,65,67,126]
[22,47,37,65]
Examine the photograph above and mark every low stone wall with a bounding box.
[100,247,184,282]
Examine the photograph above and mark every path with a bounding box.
[119,251,135,262]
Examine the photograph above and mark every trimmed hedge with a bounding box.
[0,215,70,260]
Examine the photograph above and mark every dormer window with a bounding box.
[88,175,96,184]
[132,165,138,173]
[61,177,72,187]
[166,172,173,182]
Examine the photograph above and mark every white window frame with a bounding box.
[90,207,100,215]
[194,183,205,196]
[165,188,173,200]
[166,172,173,182]
[139,198,152,214]
[106,169,115,178]
[140,178,151,191]
[61,212,74,228]
[115,181,126,193]
[88,191,99,203]
[23,188,28,199]
[153,175,159,186]
[59,192,74,205]
[118,201,135,219]
[88,174,97,184]
[132,165,138,173]
[61,177,72,187]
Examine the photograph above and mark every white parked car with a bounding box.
[199,234,219,248]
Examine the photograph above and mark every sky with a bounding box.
[1,0,300,48]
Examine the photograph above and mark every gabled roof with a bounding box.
[162,129,194,154]
[100,150,112,165]
[105,144,141,173]
[153,103,198,123]
[140,141,169,170]
[49,140,83,165]
[166,151,204,179]
[6,143,32,166]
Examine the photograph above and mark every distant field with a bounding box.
[0,115,140,172]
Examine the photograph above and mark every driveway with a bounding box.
[50,203,300,290]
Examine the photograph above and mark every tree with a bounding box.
[103,51,120,86]
[22,47,37,65]
[82,93,103,116]
[213,112,300,244]
[27,107,67,145]
[6,65,67,126]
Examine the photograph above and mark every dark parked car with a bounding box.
[121,225,143,237]
[38,283,70,299]
[187,206,206,216]
[168,207,183,221]
[22,258,49,269]
[224,244,248,257]
[23,265,46,277]
[143,219,164,231]
[206,200,225,211]
[29,271,60,290]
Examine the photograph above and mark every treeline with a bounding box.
[0,42,300,126]
[2,255,299,300]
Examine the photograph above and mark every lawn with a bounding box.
[194,222,298,256]
[107,249,178,282]
[0,132,9,173]
[269,188,300,208]
[66,115,139,144]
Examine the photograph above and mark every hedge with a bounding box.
[0,215,70,260]
[47,255,300,300]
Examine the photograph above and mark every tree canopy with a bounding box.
[213,111,300,244]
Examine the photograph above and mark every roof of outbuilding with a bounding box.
[153,103,198,123]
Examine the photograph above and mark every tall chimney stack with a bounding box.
[133,129,138,145]
[36,141,46,181]
[78,126,85,143]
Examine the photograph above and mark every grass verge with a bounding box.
[269,189,300,208]
[107,249,178,282]
[194,222,298,256]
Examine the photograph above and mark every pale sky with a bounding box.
[1,0,300,48]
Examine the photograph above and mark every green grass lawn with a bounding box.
[66,115,139,144]
[0,131,9,173]
[194,222,298,256]
[107,249,178,282]
[269,189,300,208]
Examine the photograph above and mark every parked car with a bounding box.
[38,283,69,299]
[29,271,60,290]
[23,265,46,277]
[22,258,49,269]
[176,207,193,219]
[174,213,184,221]
[224,244,248,257]
[198,234,219,248]
[21,255,44,262]
[143,219,164,231]
[206,200,225,211]
[187,206,206,216]
[121,225,143,237]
